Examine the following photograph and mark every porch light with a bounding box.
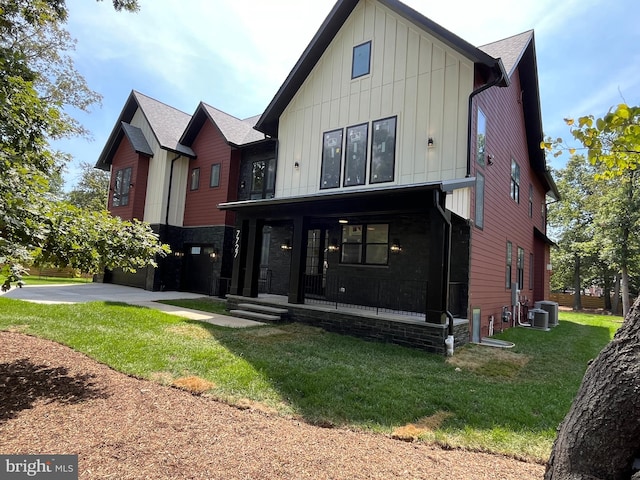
[174,251,184,258]
[281,240,293,251]
[427,137,434,148]
[328,239,340,252]
[338,219,348,224]
[209,248,219,260]
[390,239,402,253]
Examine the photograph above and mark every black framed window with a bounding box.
[477,108,486,166]
[528,184,533,217]
[517,247,525,290]
[506,241,512,289]
[190,167,200,191]
[475,172,485,229]
[511,159,520,202]
[344,123,368,187]
[320,129,343,189]
[352,41,371,79]
[250,159,276,199]
[112,166,132,207]
[370,117,396,184]
[210,163,221,188]
[341,223,389,265]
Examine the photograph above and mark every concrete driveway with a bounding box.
[1,282,263,328]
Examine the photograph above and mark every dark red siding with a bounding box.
[184,121,236,227]
[108,137,149,221]
[468,67,550,337]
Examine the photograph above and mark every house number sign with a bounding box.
[234,229,241,258]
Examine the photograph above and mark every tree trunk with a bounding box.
[573,254,582,310]
[613,273,621,316]
[621,264,631,318]
[602,269,612,311]
[545,295,640,479]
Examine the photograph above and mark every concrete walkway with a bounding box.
[1,282,264,328]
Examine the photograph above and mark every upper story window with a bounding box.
[251,159,276,199]
[320,129,343,189]
[476,108,487,166]
[370,116,396,184]
[352,41,371,79]
[190,167,200,191]
[344,123,368,187]
[112,166,132,207]
[510,159,520,203]
[210,163,221,188]
[341,223,389,265]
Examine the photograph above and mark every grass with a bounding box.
[2,275,92,286]
[0,297,621,462]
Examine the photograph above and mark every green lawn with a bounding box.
[2,275,92,286]
[0,297,621,462]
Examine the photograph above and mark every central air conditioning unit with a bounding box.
[528,308,549,330]
[535,301,559,327]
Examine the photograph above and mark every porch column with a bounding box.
[241,218,263,297]
[288,216,309,304]
[426,189,452,324]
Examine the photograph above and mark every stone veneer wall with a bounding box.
[227,295,469,355]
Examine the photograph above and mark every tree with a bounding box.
[66,161,110,211]
[544,104,640,478]
[0,0,164,291]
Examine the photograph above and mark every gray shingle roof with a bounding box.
[133,91,195,157]
[479,30,533,77]
[201,103,265,146]
[120,122,153,156]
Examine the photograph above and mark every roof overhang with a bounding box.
[534,227,557,247]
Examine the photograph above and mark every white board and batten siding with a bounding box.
[129,109,188,227]
[276,0,474,211]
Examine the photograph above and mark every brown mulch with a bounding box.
[0,331,545,479]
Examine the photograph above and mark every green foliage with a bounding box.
[0,300,619,461]
[66,161,110,210]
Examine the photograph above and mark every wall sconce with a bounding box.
[390,239,402,253]
[174,251,184,258]
[328,238,340,252]
[240,181,246,189]
[209,248,219,260]
[294,161,300,169]
[281,240,293,251]
[427,137,434,148]
[487,154,494,166]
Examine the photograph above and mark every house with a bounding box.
[218,0,558,353]
[95,91,273,294]
[96,0,559,354]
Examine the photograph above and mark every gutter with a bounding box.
[466,63,509,177]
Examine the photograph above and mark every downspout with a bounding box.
[165,153,181,228]
[466,66,508,177]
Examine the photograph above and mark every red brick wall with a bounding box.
[468,67,550,337]
[183,121,236,227]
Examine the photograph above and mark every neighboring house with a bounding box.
[95,91,272,294]
[219,0,559,353]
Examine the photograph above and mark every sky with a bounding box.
[56,0,640,188]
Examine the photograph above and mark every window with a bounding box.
[529,253,534,290]
[510,159,520,202]
[517,247,525,290]
[477,109,486,166]
[528,184,533,217]
[112,167,132,207]
[341,223,389,265]
[190,167,200,191]
[210,164,221,188]
[320,129,343,189]
[475,173,485,229]
[370,117,396,184]
[250,159,276,199]
[344,123,368,187]
[352,41,371,79]
[506,241,512,289]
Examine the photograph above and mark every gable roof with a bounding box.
[480,31,559,199]
[95,90,195,170]
[255,0,508,137]
[120,122,153,156]
[180,102,266,148]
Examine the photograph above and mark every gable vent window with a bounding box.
[352,41,371,79]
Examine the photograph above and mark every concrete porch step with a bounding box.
[237,303,289,316]
[228,309,282,323]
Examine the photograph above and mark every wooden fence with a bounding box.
[549,292,626,314]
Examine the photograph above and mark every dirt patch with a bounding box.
[392,411,454,441]
[172,375,216,394]
[447,344,530,378]
[165,323,211,339]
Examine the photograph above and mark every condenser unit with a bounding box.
[535,300,559,327]
[528,308,549,330]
